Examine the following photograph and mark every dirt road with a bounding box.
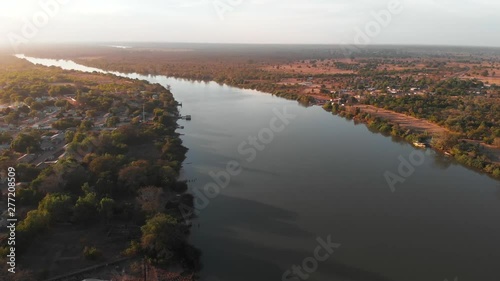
[354,105,450,136]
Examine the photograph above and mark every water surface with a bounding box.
[17,54,500,281]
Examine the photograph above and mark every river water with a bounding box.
[17,54,500,281]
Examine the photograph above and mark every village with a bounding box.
[0,88,186,172]
[0,55,200,281]
[268,57,498,107]
[0,85,189,230]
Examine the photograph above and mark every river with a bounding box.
[16,54,500,281]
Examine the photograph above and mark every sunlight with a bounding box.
[0,1,36,17]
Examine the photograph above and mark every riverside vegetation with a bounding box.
[0,55,199,280]
[19,44,500,180]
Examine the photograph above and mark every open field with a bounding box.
[354,105,450,135]
[19,224,129,277]
[262,59,356,75]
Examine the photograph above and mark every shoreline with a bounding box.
[0,55,200,280]
[321,102,500,180]
[14,52,498,180]
[26,52,500,181]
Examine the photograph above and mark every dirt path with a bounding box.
[466,140,500,164]
[353,105,500,164]
[354,105,450,136]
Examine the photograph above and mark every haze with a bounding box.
[0,0,499,48]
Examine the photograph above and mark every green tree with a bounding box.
[73,192,98,223]
[17,187,45,207]
[0,132,12,144]
[4,112,19,125]
[118,165,148,191]
[65,130,76,143]
[30,101,44,111]
[141,213,186,264]
[83,246,102,260]
[80,120,94,131]
[52,118,81,130]
[38,193,73,223]
[15,163,40,182]
[54,99,68,108]
[99,197,115,221]
[432,133,460,151]
[72,132,86,143]
[86,109,97,118]
[18,210,50,239]
[95,171,116,196]
[106,116,120,127]
[89,154,123,176]
[11,133,41,153]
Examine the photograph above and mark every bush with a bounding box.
[73,192,98,223]
[141,213,184,264]
[17,210,50,249]
[0,247,9,258]
[493,168,500,178]
[39,193,73,223]
[11,133,41,153]
[378,124,392,134]
[83,246,102,261]
[123,241,142,257]
[17,187,45,207]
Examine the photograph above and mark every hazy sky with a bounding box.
[0,0,499,48]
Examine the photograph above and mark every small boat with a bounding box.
[413,142,426,148]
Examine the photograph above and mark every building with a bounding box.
[17,154,36,163]
[51,133,65,144]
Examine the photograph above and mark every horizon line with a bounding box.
[2,41,500,52]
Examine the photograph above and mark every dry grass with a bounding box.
[354,105,450,135]
[19,224,128,278]
[262,58,356,75]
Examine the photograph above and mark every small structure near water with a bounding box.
[412,142,427,148]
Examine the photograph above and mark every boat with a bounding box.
[413,142,427,148]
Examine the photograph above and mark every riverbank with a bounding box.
[321,102,500,179]
[0,56,200,280]
[20,46,499,180]
[11,53,500,281]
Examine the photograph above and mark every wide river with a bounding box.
[17,55,500,281]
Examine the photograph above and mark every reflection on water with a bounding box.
[17,54,500,281]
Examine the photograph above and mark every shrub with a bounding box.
[83,246,102,261]
[493,168,500,178]
[123,241,141,257]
